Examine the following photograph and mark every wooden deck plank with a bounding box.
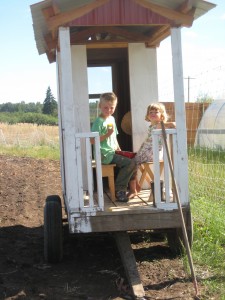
[68,188,189,234]
[72,208,187,233]
[103,188,154,210]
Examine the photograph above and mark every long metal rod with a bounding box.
[161,121,199,297]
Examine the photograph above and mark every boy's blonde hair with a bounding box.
[145,102,168,122]
[100,92,117,103]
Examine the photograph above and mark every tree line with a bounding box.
[0,87,58,125]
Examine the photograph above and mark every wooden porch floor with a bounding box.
[102,188,154,212]
[68,187,191,234]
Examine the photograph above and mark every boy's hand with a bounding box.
[107,127,114,136]
[107,124,114,136]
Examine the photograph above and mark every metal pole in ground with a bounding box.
[161,121,199,297]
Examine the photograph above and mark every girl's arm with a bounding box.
[164,122,176,129]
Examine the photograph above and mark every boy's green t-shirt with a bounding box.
[91,116,118,164]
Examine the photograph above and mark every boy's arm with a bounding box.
[99,129,113,142]
[116,141,121,151]
[90,128,113,144]
[113,120,121,150]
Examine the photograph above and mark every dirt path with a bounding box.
[0,155,198,299]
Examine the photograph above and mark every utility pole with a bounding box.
[184,76,195,102]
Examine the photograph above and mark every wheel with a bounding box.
[46,194,67,217]
[44,195,63,263]
[167,209,193,255]
[46,194,61,205]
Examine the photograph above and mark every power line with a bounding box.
[184,76,195,102]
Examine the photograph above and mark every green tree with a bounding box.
[42,86,58,116]
[0,102,15,112]
[0,101,44,113]
[196,93,214,103]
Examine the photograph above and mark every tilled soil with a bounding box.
[0,155,201,299]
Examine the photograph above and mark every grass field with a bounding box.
[0,123,225,299]
[0,123,59,148]
[188,147,225,299]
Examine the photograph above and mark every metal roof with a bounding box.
[30,0,216,63]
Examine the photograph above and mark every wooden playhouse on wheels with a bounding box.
[30,0,215,297]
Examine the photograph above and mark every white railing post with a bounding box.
[74,132,104,213]
[152,129,178,210]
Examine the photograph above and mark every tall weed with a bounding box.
[189,148,225,297]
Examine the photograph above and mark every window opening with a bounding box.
[88,66,113,125]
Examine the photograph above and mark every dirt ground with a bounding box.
[0,155,203,300]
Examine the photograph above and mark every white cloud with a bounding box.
[157,36,225,102]
[183,30,198,39]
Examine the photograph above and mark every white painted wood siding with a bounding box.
[171,27,189,205]
[71,45,90,189]
[57,27,78,211]
[128,43,158,152]
[71,45,90,132]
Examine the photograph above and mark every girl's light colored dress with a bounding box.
[134,124,163,165]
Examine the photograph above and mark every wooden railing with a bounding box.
[152,128,179,209]
[75,132,104,212]
[74,129,184,212]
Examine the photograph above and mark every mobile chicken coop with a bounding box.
[31,0,215,297]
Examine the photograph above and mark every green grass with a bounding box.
[190,197,225,298]
[188,147,225,299]
[0,145,60,160]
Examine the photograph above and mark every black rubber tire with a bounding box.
[46,195,67,217]
[46,195,61,205]
[44,195,63,263]
[167,209,193,255]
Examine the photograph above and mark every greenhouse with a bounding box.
[195,100,225,150]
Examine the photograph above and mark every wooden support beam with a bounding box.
[145,25,170,47]
[134,0,194,27]
[86,42,128,49]
[42,2,61,39]
[42,5,56,19]
[46,50,56,63]
[114,232,145,298]
[71,26,150,43]
[178,0,193,13]
[42,1,60,19]
[51,0,61,15]
[178,0,196,27]
[70,25,171,47]
[44,33,58,53]
[46,0,109,32]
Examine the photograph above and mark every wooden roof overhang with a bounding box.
[30,0,216,63]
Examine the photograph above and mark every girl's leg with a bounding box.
[136,178,141,192]
[128,177,141,199]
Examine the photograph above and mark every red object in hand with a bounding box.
[115,151,136,159]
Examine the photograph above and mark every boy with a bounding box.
[91,92,136,202]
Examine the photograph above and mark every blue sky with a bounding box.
[158,0,225,101]
[0,0,224,104]
[0,0,56,104]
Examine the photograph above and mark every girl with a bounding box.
[128,102,175,198]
